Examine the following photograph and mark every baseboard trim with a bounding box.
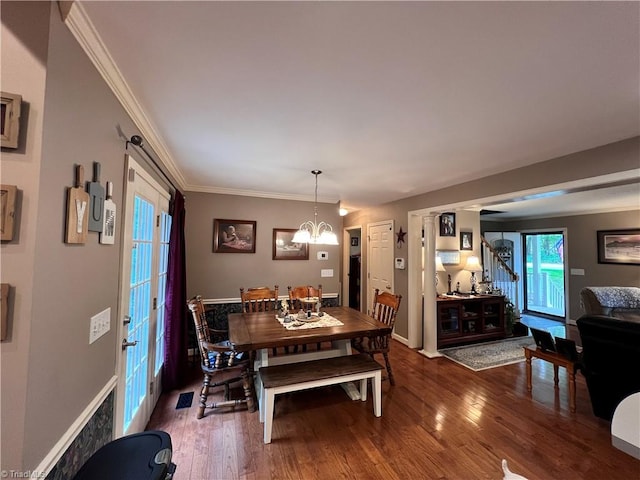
[392,332,409,346]
[36,375,118,476]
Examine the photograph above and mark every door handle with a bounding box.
[123,315,131,325]
[122,338,138,350]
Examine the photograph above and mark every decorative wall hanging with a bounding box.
[65,165,89,244]
[100,181,116,245]
[1,184,17,241]
[396,226,406,248]
[597,229,640,265]
[351,237,359,247]
[273,228,309,260]
[439,213,456,237]
[1,283,9,341]
[1,91,22,149]
[460,231,473,251]
[88,162,104,232]
[213,219,256,253]
[437,249,461,265]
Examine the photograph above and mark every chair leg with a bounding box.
[223,382,230,401]
[198,373,211,419]
[242,369,257,413]
[382,352,395,386]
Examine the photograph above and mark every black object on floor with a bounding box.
[176,392,194,410]
[72,430,176,480]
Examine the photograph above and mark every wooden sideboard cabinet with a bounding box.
[436,295,506,348]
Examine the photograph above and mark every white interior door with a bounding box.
[115,155,171,437]
[367,221,394,314]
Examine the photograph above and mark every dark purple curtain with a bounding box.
[163,190,188,391]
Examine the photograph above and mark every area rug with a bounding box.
[175,391,194,409]
[440,336,535,371]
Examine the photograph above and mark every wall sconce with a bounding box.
[463,255,482,294]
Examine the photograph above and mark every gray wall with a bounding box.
[1,2,160,471]
[483,210,640,321]
[344,137,640,339]
[185,192,342,299]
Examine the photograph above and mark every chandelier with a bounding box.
[292,170,339,245]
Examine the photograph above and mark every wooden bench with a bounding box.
[258,354,383,443]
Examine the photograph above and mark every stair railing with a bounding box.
[480,236,521,317]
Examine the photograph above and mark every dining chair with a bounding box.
[187,295,255,418]
[240,285,281,354]
[288,285,323,351]
[287,284,322,310]
[351,288,402,385]
[240,285,279,313]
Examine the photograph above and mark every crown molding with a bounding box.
[63,1,186,190]
[184,183,342,204]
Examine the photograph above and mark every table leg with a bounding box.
[553,364,559,388]
[525,349,532,392]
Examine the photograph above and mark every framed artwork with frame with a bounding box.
[1,184,17,241]
[597,229,640,265]
[1,92,22,149]
[351,237,359,247]
[437,249,461,266]
[460,231,473,251]
[273,228,309,260]
[213,219,256,253]
[439,212,456,237]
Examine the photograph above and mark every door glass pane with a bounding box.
[124,195,154,431]
[155,211,172,375]
[524,232,565,318]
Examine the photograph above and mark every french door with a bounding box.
[522,230,566,319]
[115,155,171,436]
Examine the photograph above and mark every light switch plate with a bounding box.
[90,307,111,344]
[321,269,334,277]
[317,251,328,260]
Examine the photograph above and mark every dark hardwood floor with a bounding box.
[147,340,639,480]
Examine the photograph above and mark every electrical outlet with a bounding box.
[90,307,111,344]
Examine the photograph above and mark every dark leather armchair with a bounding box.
[576,314,640,420]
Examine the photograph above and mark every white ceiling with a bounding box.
[77,1,640,215]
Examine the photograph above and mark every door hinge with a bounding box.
[150,381,154,395]
[128,167,135,182]
[153,297,157,310]
[156,215,160,227]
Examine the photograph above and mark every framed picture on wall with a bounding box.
[273,228,309,260]
[597,229,640,265]
[460,231,473,251]
[213,219,256,253]
[1,184,17,241]
[351,237,359,247]
[1,92,22,149]
[439,212,456,237]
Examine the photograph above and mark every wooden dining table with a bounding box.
[228,305,392,410]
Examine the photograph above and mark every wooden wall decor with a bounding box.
[100,181,116,245]
[65,165,89,244]
[88,162,104,232]
[1,184,17,241]
[1,283,9,341]
[1,92,22,149]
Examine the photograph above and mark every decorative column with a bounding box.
[419,214,442,358]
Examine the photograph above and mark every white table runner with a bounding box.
[276,312,344,330]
